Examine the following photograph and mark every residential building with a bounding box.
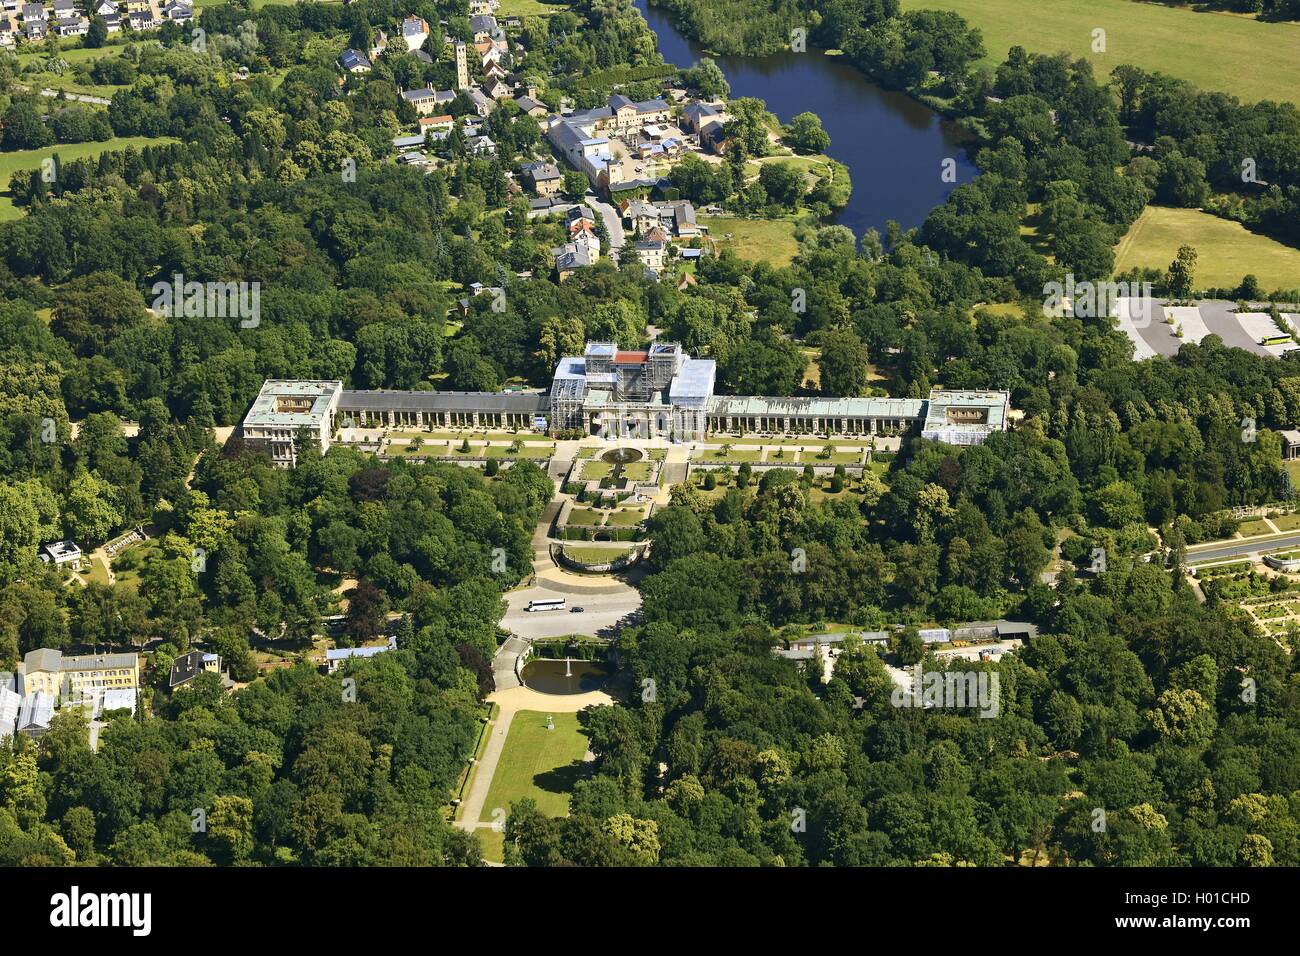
[514,94,547,117]
[401,14,429,51]
[240,380,343,468]
[468,134,497,156]
[338,48,371,73]
[169,649,223,689]
[466,88,493,116]
[552,241,596,280]
[469,13,497,40]
[52,13,86,35]
[633,237,668,271]
[522,161,562,197]
[160,0,190,21]
[564,94,672,136]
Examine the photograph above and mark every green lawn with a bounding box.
[709,216,800,267]
[899,0,1300,105]
[605,506,648,526]
[25,73,128,99]
[1113,206,1300,293]
[479,711,590,821]
[1237,519,1273,537]
[496,0,571,14]
[16,44,130,67]
[0,135,179,221]
[563,544,634,564]
[1272,513,1300,532]
[567,506,606,526]
[696,446,764,462]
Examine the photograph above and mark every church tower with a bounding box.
[454,40,469,91]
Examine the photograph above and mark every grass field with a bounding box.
[563,544,635,564]
[496,0,571,14]
[479,711,590,821]
[709,216,800,267]
[0,135,178,221]
[1113,206,1300,292]
[899,0,1300,105]
[16,45,126,67]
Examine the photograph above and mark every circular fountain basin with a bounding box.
[601,447,645,465]
[520,659,610,695]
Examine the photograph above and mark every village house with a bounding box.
[401,14,429,51]
[169,649,226,689]
[160,0,191,21]
[483,77,511,101]
[466,87,494,116]
[514,94,547,117]
[468,134,497,156]
[418,114,454,139]
[634,236,669,272]
[522,161,563,197]
[338,48,371,73]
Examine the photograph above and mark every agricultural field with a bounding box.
[1113,206,1300,292]
[899,0,1300,105]
[479,711,591,822]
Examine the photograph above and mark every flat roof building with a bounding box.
[241,380,343,468]
[251,352,1012,460]
[326,637,398,672]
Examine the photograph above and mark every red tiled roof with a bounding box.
[615,351,648,364]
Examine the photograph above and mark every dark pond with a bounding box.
[520,658,611,694]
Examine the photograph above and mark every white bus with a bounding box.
[526,597,566,612]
